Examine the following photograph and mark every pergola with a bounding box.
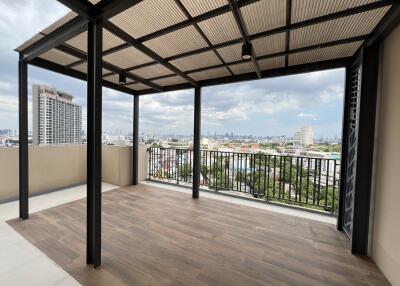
[16,0,400,268]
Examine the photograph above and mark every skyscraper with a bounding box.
[32,85,82,146]
[294,126,313,146]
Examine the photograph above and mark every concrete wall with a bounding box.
[102,144,148,186]
[371,23,400,286]
[0,144,148,202]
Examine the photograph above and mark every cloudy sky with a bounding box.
[0,0,345,138]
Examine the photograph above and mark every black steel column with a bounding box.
[337,65,351,231]
[133,95,139,185]
[18,54,29,220]
[351,42,381,255]
[192,87,201,199]
[87,20,102,268]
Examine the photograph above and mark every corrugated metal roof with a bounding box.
[290,7,389,49]
[170,51,223,72]
[16,0,393,92]
[291,0,379,23]
[189,66,231,81]
[144,26,208,58]
[240,0,286,35]
[229,61,255,75]
[289,41,363,66]
[109,0,187,39]
[132,64,174,79]
[38,49,79,66]
[152,75,188,86]
[103,46,153,69]
[180,0,228,17]
[197,12,241,44]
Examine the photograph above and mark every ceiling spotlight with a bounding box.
[241,43,252,60]
[119,73,126,85]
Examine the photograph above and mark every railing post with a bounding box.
[192,86,201,199]
[133,94,139,185]
[18,53,29,220]
[87,19,102,268]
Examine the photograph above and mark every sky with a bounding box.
[0,0,345,138]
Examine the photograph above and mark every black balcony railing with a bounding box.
[148,147,340,215]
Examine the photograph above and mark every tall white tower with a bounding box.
[294,126,313,146]
[32,85,82,146]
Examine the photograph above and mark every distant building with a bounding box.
[32,85,82,145]
[294,126,313,146]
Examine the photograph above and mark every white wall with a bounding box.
[372,23,400,286]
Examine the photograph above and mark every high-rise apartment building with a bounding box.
[294,126,313,146]
[32,85,82,146]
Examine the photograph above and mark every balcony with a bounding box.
[148,147,340,215]
[7,0,400,285]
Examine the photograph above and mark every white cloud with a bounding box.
[298,113,318,119]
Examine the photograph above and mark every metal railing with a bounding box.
[148,147,340,215]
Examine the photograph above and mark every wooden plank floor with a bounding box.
[8,184,389,286]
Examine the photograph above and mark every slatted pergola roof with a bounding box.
[16,0,398,95]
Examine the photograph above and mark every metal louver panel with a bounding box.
[343,62,362,238]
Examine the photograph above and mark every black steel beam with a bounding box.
[18,54,29,220]
[55,44,163,91]
[103,21,198,87]
[21,16,88,62]
[56,0,143,20]
[351,42,381,255]
[29,57,137,95]
[337,64,352,231]
[174,0,234,76]
[228,0,261,78]
[94,0,143,21]
[251,0,393,42]
[87,20,103,268]
[364,1,400,46]
[133,95,139,185]
[145,35,367,83]
[122,1,387,74]
[137,0,257,43]
[193,87,201,199]
[137,57,350,95]
[285,0,292,67]
[56,0,94,19]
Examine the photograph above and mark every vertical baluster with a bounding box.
[282,156,286,200]
[251,154,255,195]
[289,156,292,201]
[239,153,242,192]
[244,154,247,193]
[332,160,337,214]
[325,159,330,209]
[214,151,217,191]
[313,158,317,205]
[273,155,276,198]
[278,156,282,199]
[227,153,230,189]
[258,154,261,197]
[317,159,322,206]
[295,157,299,202]
[263,155,267,198]
[266,155,270,200]
[299,157,303,203]
[222,152,225,190]
[306,158,310,204]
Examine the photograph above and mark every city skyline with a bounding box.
[0,0,345,139]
